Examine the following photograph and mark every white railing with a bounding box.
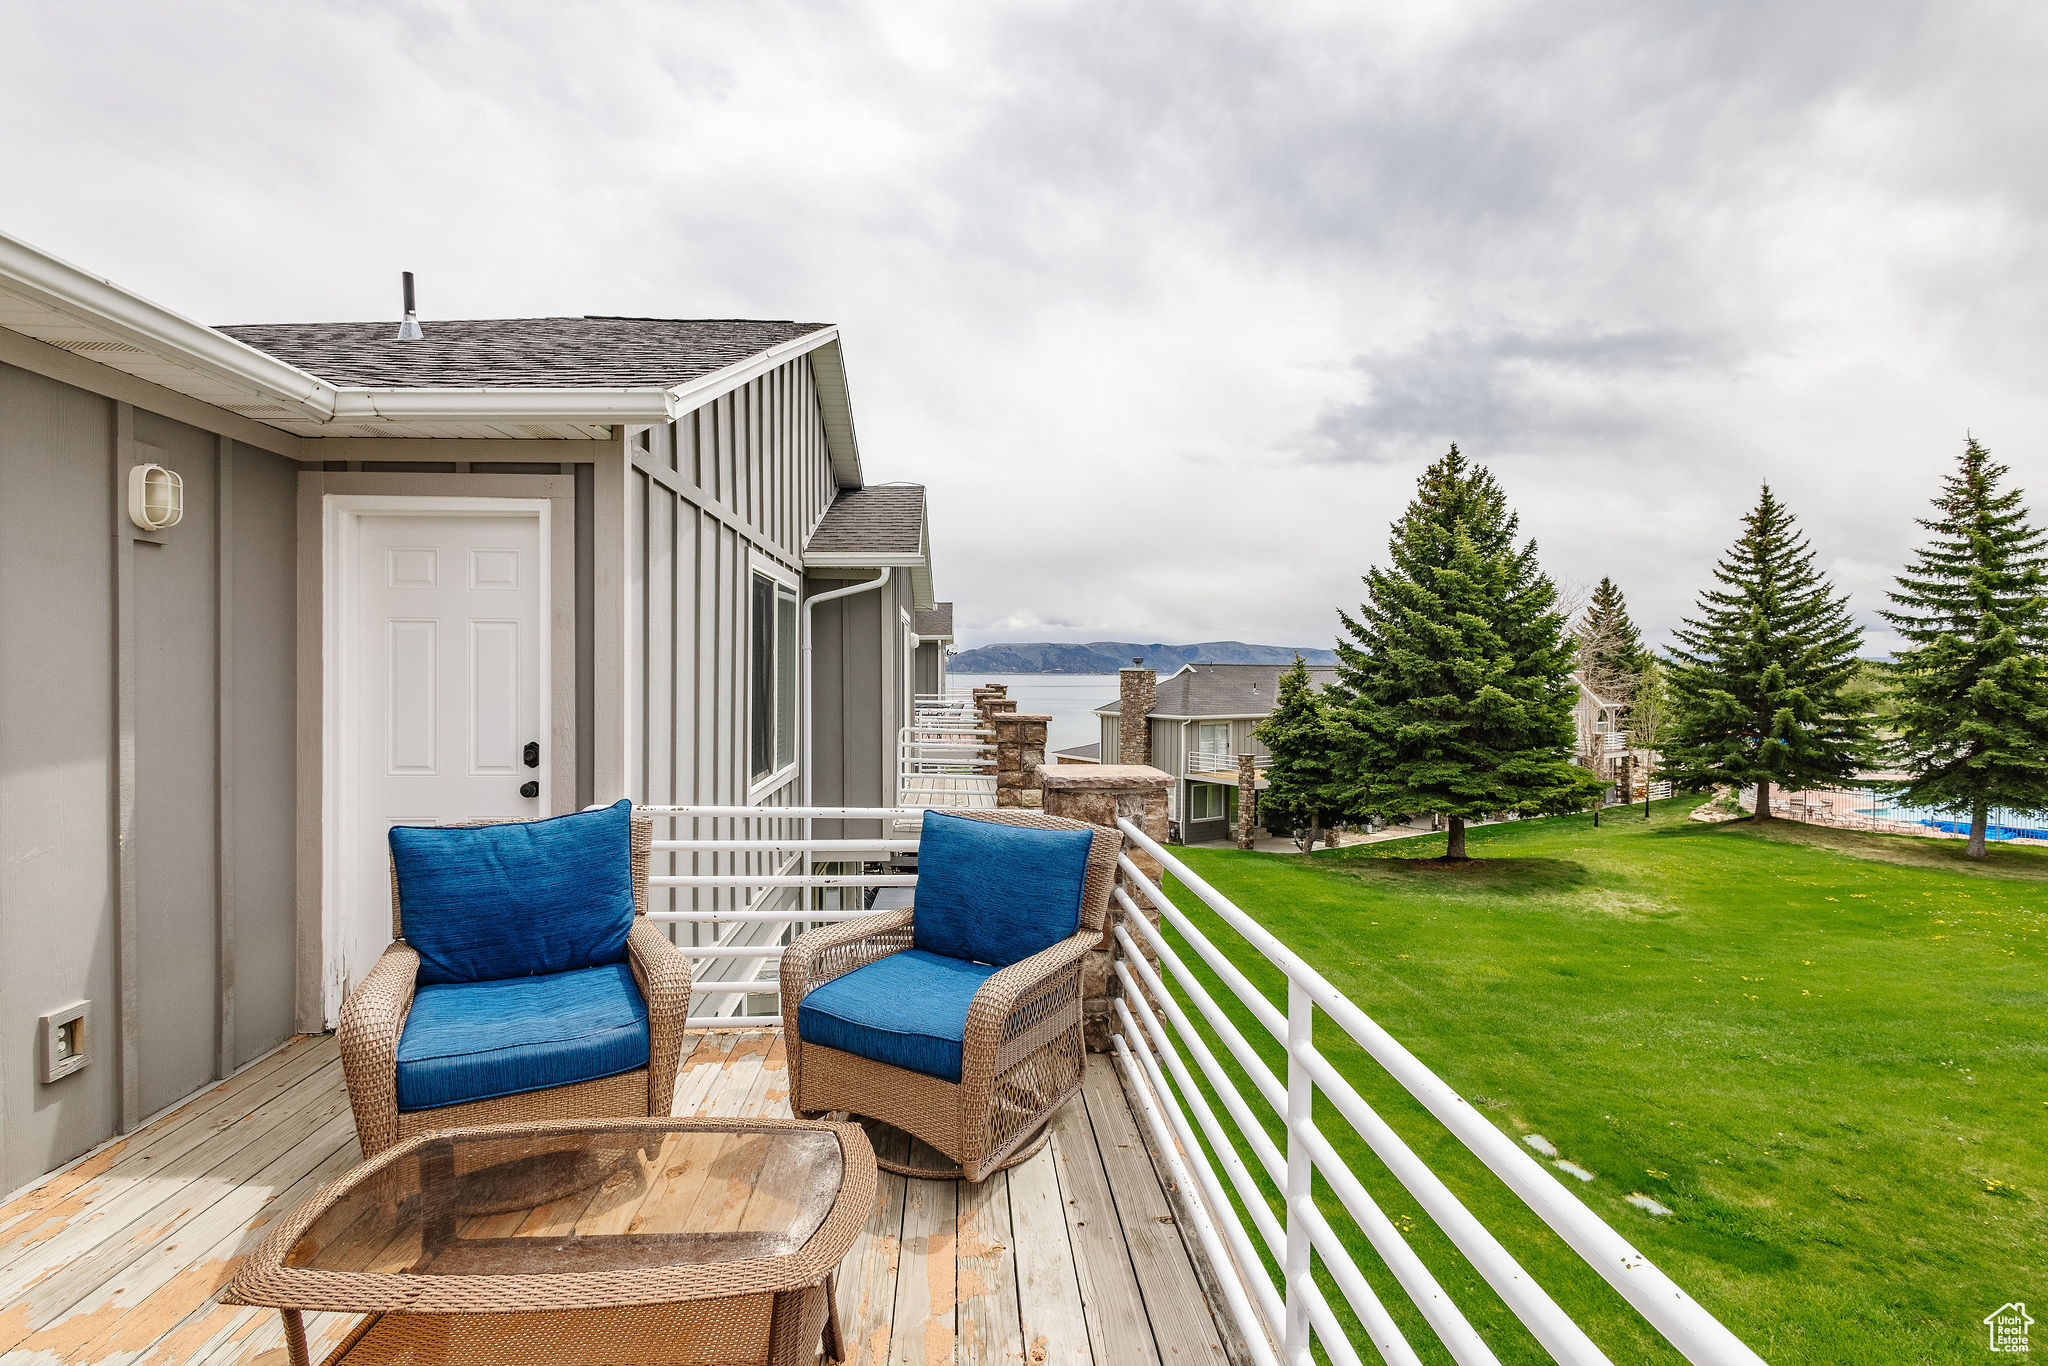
[1110,815,1767,1366]
[898,722,997,810]
[638,804,932,1029]
[629,801,1761,1364]
[1189,750,1269,776]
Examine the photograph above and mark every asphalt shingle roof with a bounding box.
[913,603,954,638]
[1096,662,1339,718]
[805,485,925,559]
[213,316,830,389]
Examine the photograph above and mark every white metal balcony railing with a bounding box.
[630,802,1763,1366]
[1190,750,1271,776]
[901,690,998,810]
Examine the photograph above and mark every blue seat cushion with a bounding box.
[391,798,636,985]
[395,961,650,1111]
[911,810,1093,966]
[797,950,1001,1083]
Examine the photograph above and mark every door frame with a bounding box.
[309,488,572,1025]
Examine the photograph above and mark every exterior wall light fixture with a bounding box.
[127,462,184,531]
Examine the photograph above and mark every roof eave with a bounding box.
[0,228,339,420]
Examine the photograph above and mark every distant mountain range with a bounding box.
[950,640,1339,675]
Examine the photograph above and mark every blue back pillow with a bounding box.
[912,811,1093,966]
[391,799,636,985]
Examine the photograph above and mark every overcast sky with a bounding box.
[5,1,2043,654]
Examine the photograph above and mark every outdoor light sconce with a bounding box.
[127,462,184,531]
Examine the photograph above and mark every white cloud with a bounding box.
[3,0,2044,653]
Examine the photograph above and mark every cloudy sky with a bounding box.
[5,1,2043,653]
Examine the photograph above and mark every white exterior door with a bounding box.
[332,506,548,1018]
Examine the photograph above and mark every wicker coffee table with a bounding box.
[224,1115,875,1366]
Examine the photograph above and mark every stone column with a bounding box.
[993,712,1049,808]
[972,684,1008,727]
[1039,763,1172,1051]
[1236,754,1258,849]
[1117,665,1156,767]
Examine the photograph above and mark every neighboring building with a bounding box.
[1052,742,1101,764]
[1096,662,1337,844]
[1098,663,1630,841]
[1572,673,1633,794]
[0,229,947,1190]
[910,600,954,697]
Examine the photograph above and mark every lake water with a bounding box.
[949,673,1118,754]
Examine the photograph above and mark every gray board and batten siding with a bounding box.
[0,310,911,1188]
[0,360,298,1193]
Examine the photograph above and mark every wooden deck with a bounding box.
[0,1032,1231,1366]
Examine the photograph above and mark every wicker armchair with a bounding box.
[339,812,693,1159]
[780,809,1121,1182]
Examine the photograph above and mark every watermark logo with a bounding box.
[1985,1303,2033,1353]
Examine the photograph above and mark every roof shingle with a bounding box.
[1096,662,1339,718]
[805,485,925,559]
[913,603,954,638]
[212,316,829,389]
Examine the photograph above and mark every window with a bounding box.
[750,572,799,783]
[1197,723,1230,756]
[1189,783,1225,821]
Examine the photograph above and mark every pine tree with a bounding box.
[1881,437,2048,857]
[1252,655,1339,852]
[1660,484,1870,815]
[1576,576,1652,697]
[1328,445,1602,859]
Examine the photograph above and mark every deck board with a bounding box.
[0,1032,1234,1366]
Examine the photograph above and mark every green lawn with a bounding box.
[1155,800,2047,1365]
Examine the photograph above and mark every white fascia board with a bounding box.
[802,551,926,569]
[0,228,338,418]
[328,387,674,424]
[664,326,840,419]
[1,229,851,437]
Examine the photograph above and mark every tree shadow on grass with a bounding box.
[1334,855,1595,896]
[1722,818,2048,883]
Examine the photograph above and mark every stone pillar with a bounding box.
[1039,763,1172,1052]
[993,712,1049,808]
[972,684,1008,727]
[1117,665,1156,767]
[1236,754,1258,849]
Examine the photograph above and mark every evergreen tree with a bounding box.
[1881,437,2048,857]
[1660,484,1869,815]
[1576,576,1652,695]
[1252,655,1340,852]
[1328,445,1601,859]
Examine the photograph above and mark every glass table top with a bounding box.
[283,1123,846,1279]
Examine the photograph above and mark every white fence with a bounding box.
[631,802,1763,1365]
[1189,750,1272,777]
[901,691,997,809]
[1109,815,1765,1366]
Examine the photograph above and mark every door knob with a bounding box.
[523,741,540,769]
[520,781,539,799]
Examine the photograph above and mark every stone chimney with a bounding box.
[1117,662,1156,768]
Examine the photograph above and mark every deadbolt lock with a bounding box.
[523,741,540,769]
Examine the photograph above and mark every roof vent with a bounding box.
[396,271,423,341]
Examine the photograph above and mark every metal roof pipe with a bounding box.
[397,271,423,340]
